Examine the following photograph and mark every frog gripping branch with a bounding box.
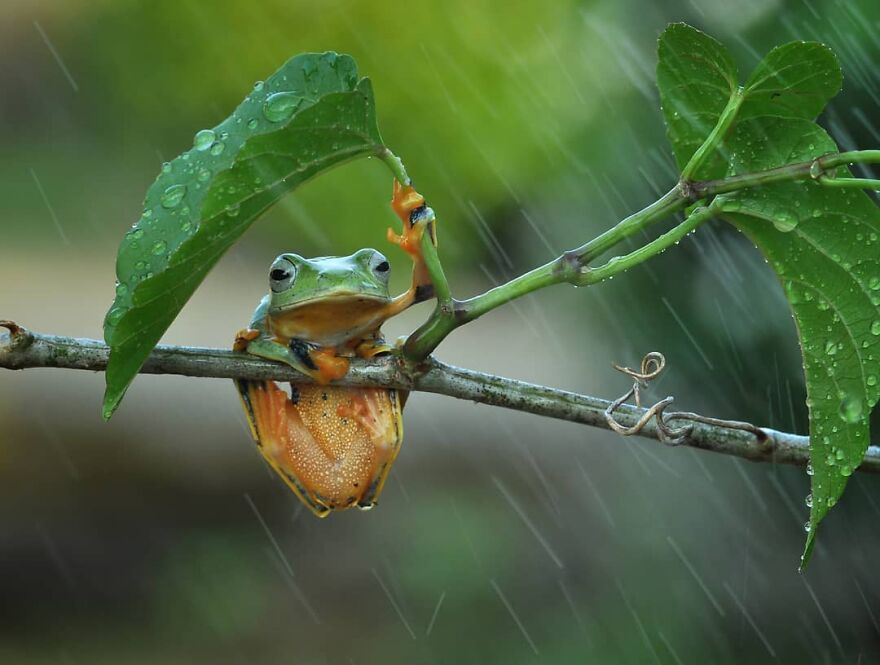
[81,25,880,563]
[233,182,435,516]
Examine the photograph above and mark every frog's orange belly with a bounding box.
[239,380,403,514]
[270,299,390,347]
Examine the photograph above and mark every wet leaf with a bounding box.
[739,41,842,122]
[656,23,738,178]
[657,24,877,565]
[103,52,384,419]
[720,119,880,565]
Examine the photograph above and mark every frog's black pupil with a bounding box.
[270,268,290,281]
[375,261,390,273]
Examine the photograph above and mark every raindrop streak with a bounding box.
[29,168,70,245]
[656,631,685,665]
[577,460,616,528]
[371,568,417,640]
[489,579,539,656]
[723,583,776,658]
[33,21,79,92]
[263,546,321,625]
[242,493,295,579]
[803,578,844,656]
[854,577,880,637]
[661,297,715,370]
[424,590,446,637]
[666,536,725,617]
[36,523,76,590]
[557,578,591,644]
[491,476,564,569]
[616,580,661,664]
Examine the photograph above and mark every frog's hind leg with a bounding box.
[333,387,405,510]
[234,379,332,518]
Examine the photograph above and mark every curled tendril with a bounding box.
[605,352,767,446]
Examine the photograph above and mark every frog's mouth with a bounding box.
[270,294,393,345]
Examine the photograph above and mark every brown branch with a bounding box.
[2,321,879,473]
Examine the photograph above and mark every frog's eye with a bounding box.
[269,258,296,292]
[369,252,390,282]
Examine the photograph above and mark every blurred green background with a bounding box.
[3,0,880,662]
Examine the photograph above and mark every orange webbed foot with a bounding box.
[234,328,260,352]
[309,347,351,384]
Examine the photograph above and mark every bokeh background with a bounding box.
[2,0,880,662]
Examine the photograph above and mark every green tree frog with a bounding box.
[234,181,436,517]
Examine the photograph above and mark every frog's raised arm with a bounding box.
[386,179,438,310]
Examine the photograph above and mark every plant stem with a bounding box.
[680,87,744,180]
[377,147,410,185]
[818,176,880,190]
[579,203,718,285]
[570,186,686,263]
[403,147,880,362]
[403,187,689,360]
[822,150,880,169]
[419,218,452,305]
[4,324,879,473]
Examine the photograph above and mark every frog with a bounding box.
[234,180,436,517]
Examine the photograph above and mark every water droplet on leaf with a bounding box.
[107,307,124,325]
[263,92,302,122]
[839,395,864,423]
[160,184,187,209]
[193,129,215,151]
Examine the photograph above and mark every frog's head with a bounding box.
[265,249,398,346]
[267,248,393,315]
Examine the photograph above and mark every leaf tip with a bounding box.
[799,527,817,571]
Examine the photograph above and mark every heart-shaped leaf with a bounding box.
[657,24,876,565]
[103,52,385,419]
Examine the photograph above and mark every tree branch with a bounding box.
[3,322,879,474]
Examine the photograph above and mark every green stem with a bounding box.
[403,147,880,362]
[691,149,880,198]
[571,186,686,262]
[403,188,689,360]
[821,150,880,169]
[680,88,744,181]
[818,176,880,190]
[579,203,718,285]
[377,147,410,185]
[419,219,452,305]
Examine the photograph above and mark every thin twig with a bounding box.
[606,352,766,446]
[2,322,880,473]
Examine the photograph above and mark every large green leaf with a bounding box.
[103,52,384,419]
[721,120,880,565]
[656,24,877,564]
[656,23,738,178]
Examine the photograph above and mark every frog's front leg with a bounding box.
[237,321,349,385]
[386,180,438,309]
